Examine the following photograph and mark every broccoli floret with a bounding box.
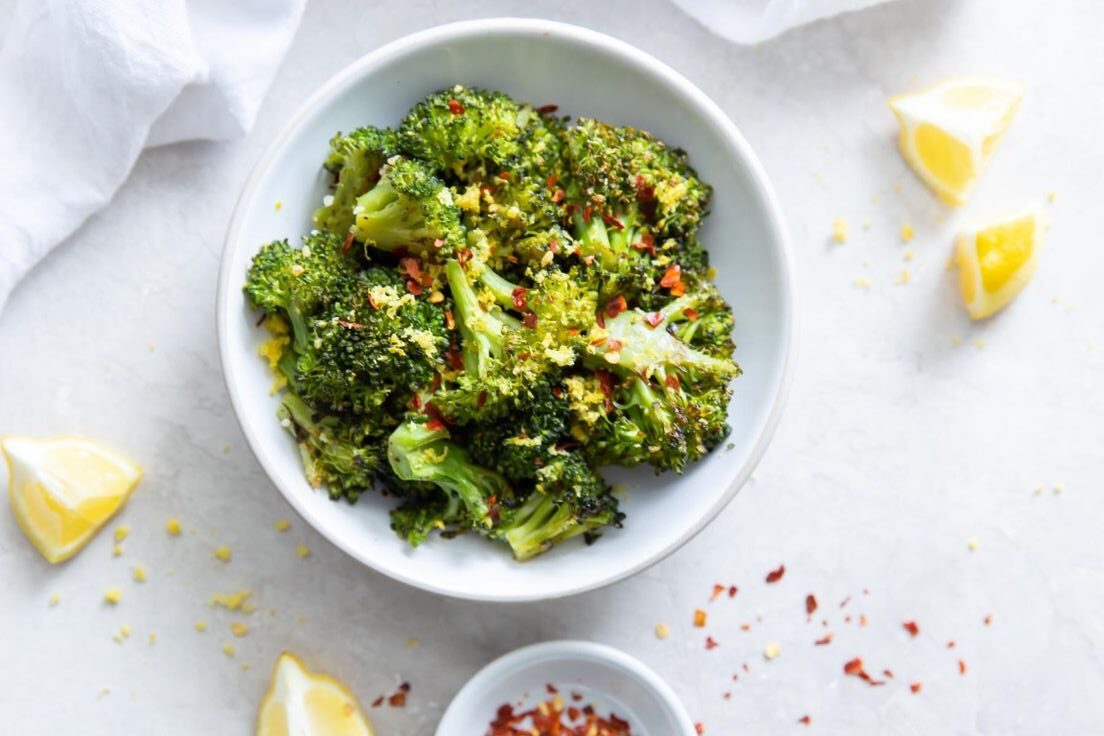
[352,157,464,255]
[656,284,735,359]
[468,381,570,481]
[398,86,563,181]
[278,391,384,502]
[386,418,512,528]
[585,305,740,472]
[244,231,360,351]
[436,259,595,422]
[496,454,623,561]
[315,126,399,235]
[293,265,448,415]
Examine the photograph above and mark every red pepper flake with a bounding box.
[604,295,628,318]
[342,231,356,253]
[447,98,464,115]
[433,237,445,249]
[902,621,919,637]
[337,320,366,329]
[882,669,894,679]
[798,716,811,726]
[664,374,680,390]
[601,212,625,230]
[843,657,883,686]
[814,633,833,646]
[705,636,719,650]
[684,307,700,322]
[728,585,738,598]
[693,609,707,628]
[549,237,560,253]
[456,247,473,267]
[546,683,558,695]
[424,403,448,432]
[367,291,382,310]
[710,584,725,602]
[536,103,559,115]
[371,696,384,708]
[595,310,606,329]
[582,254,595,266]
[552,386,563,399]
[399,256,424,283]
[806,594,818,615]
[404,279,423,295]
[497,171,510,181]
[583,206,592,223]
[722,692,731,701]
[546,173,558,190]
[606,338,623,352]
[551,187,565,203]
[983,613,993,625]
[634,175,655,203]
[511,287,529,311]
[740,623,751,632]
[843,615,852,623]
[958,659,967,675]
[643,311,664,328]
[523,312,538,329]
[859,614,868,626]
[765,565,785,583]
[659,264,682,289]
[408,394,422,410]
[669,280,686,296]
[839,596,851,608]
[742,663,749,673]
[695,724,705,735]
[444,310,456,330]
[631,234,657,257]
[946,640,956,649]
[388,691,407,707]
[595,369,616,413]
[476,391,486,408]
[910,682,922,694]
[566,327,581,337]
[444,348,464,371]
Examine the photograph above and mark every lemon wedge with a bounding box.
[955,207,1041,319]
[889,77,1023,205]
[2,436,141,563]
[256,653,374,736]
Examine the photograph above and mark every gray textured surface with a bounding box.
[2,1,1103,733]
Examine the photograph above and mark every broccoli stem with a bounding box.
[501,491,577,561]
[445,259,510,377]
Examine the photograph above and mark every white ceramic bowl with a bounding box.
[218,18,794,602]
[435,640,696,735]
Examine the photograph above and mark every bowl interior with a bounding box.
[219,20,792,601]
[434,641,695,735]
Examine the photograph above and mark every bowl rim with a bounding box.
[434,639,697,734]
[217,17,797,602]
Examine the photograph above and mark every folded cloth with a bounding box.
[671,0,898,44]
[0,0,306,310]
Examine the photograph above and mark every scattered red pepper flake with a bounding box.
[433,237,445,249]
[643,311,664,328]
[695,724,704,735]
[371,696,384,708]
[839,596,851,608]
[728,585,738,598]
[423,403,449,432]
[983,614,993,625]
[444,310,456,330]
[903,621,919,637]
[882,669,894,679]
[511,287,529,311]
[604,295,628,318]
[551,187,565,203]
[843,657,884,686]
[552,386,563,399]
[664,374,680,390]
[444,347,464,371]
[337,319,366,329]
[476,391,487,409]
[595,310,606,329]
[765,565,785,584]
[601,213,625,230]
[742,663,749,673]
[910,682,922,694]
[659,264,682,289]
[693,609,707,628]
[806,594,818,615]
[594,369,616,413]
[859,614,868,626]
[404,279,423,295]
[536,103,559,115]
[740,623,751,632]
[497,171,510,181]
[843,615,852,623]
[456,247,473,267]
[958,660,967,675]
[705,636,719,650]
[814,633,833,646]
[388,691,407,707]
[342,231,356,253]
[408,394,422,410]
[447,98,464,115]
[710,584,725,602]
[583,206,592,223]
[606,338,623,352]
[631,234,657,257]
[546,173,558,190]
[669,280,686,297]
[523,312,539,329]
[947,640,956,649]
[798,715,811,726]
[684,307,700,322]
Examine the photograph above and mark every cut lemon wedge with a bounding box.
[889,77,1023,205]
[257,653,374,736]
[2,436,141,563]
[955,207,1041,319]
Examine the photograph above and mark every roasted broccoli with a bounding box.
[243,86,740,560]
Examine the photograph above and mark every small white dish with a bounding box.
[436,640,696,735]
[217,18,795,602]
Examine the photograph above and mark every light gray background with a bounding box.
[2,1,1102,733]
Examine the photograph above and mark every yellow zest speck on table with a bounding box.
[1054,483,1065,494]
[132,565,147,583]
[967,538,980,551]
[104,587,122,605]
[904,249,915,261]
[113,625,132,643]
[853,277,871,289]
[112,544,124,557]
[900,222,915,242]
[764,642,781,660]
[222,643,236,657]
[221,443,231,455]
[655,623,670,640]
[195,620,208,632]
[831,218,848,244]
[296,544,311,559]
[211,590,253,612]
[404,638,419,648]
[214,545,232,562]
[274,519,290,532]
[148,632,157,645]
[896,268,912,285]
[274,200,283,211]
[166,518,182,536]
[231,622,250,638]
[973,338,986,350]
[114,526,129,542]
[49,593,60,607]
[1047,192,1056,203]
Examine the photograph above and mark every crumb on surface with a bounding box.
[895,268,912,285]
[693,609,707,628]
[296,544,311,559]
[148,632,157,645]
[114,526,129,543]
[195,621,208,632]
[967,538,980,551]
[214,546,232,563]
[904,249,915,261]
[132,565,147,583]
[972,338,986,350]
[764,642,781,660]
[211,590,254,613]
[274,199,283,211]
[49,593,60,607]
[230,622,250,638]
[166,518,182,536]
[104,587,122,605]
[112,544,124,557]
[274,519,291,532]
[655,622,670,640]
[853,276,871,289]
[222,643,236,657]
[404,638,419,648]
[831,218,848,244]
[901,222,914,242]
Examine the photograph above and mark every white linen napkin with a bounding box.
[0,0,306,310]
[671,0,899,44]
